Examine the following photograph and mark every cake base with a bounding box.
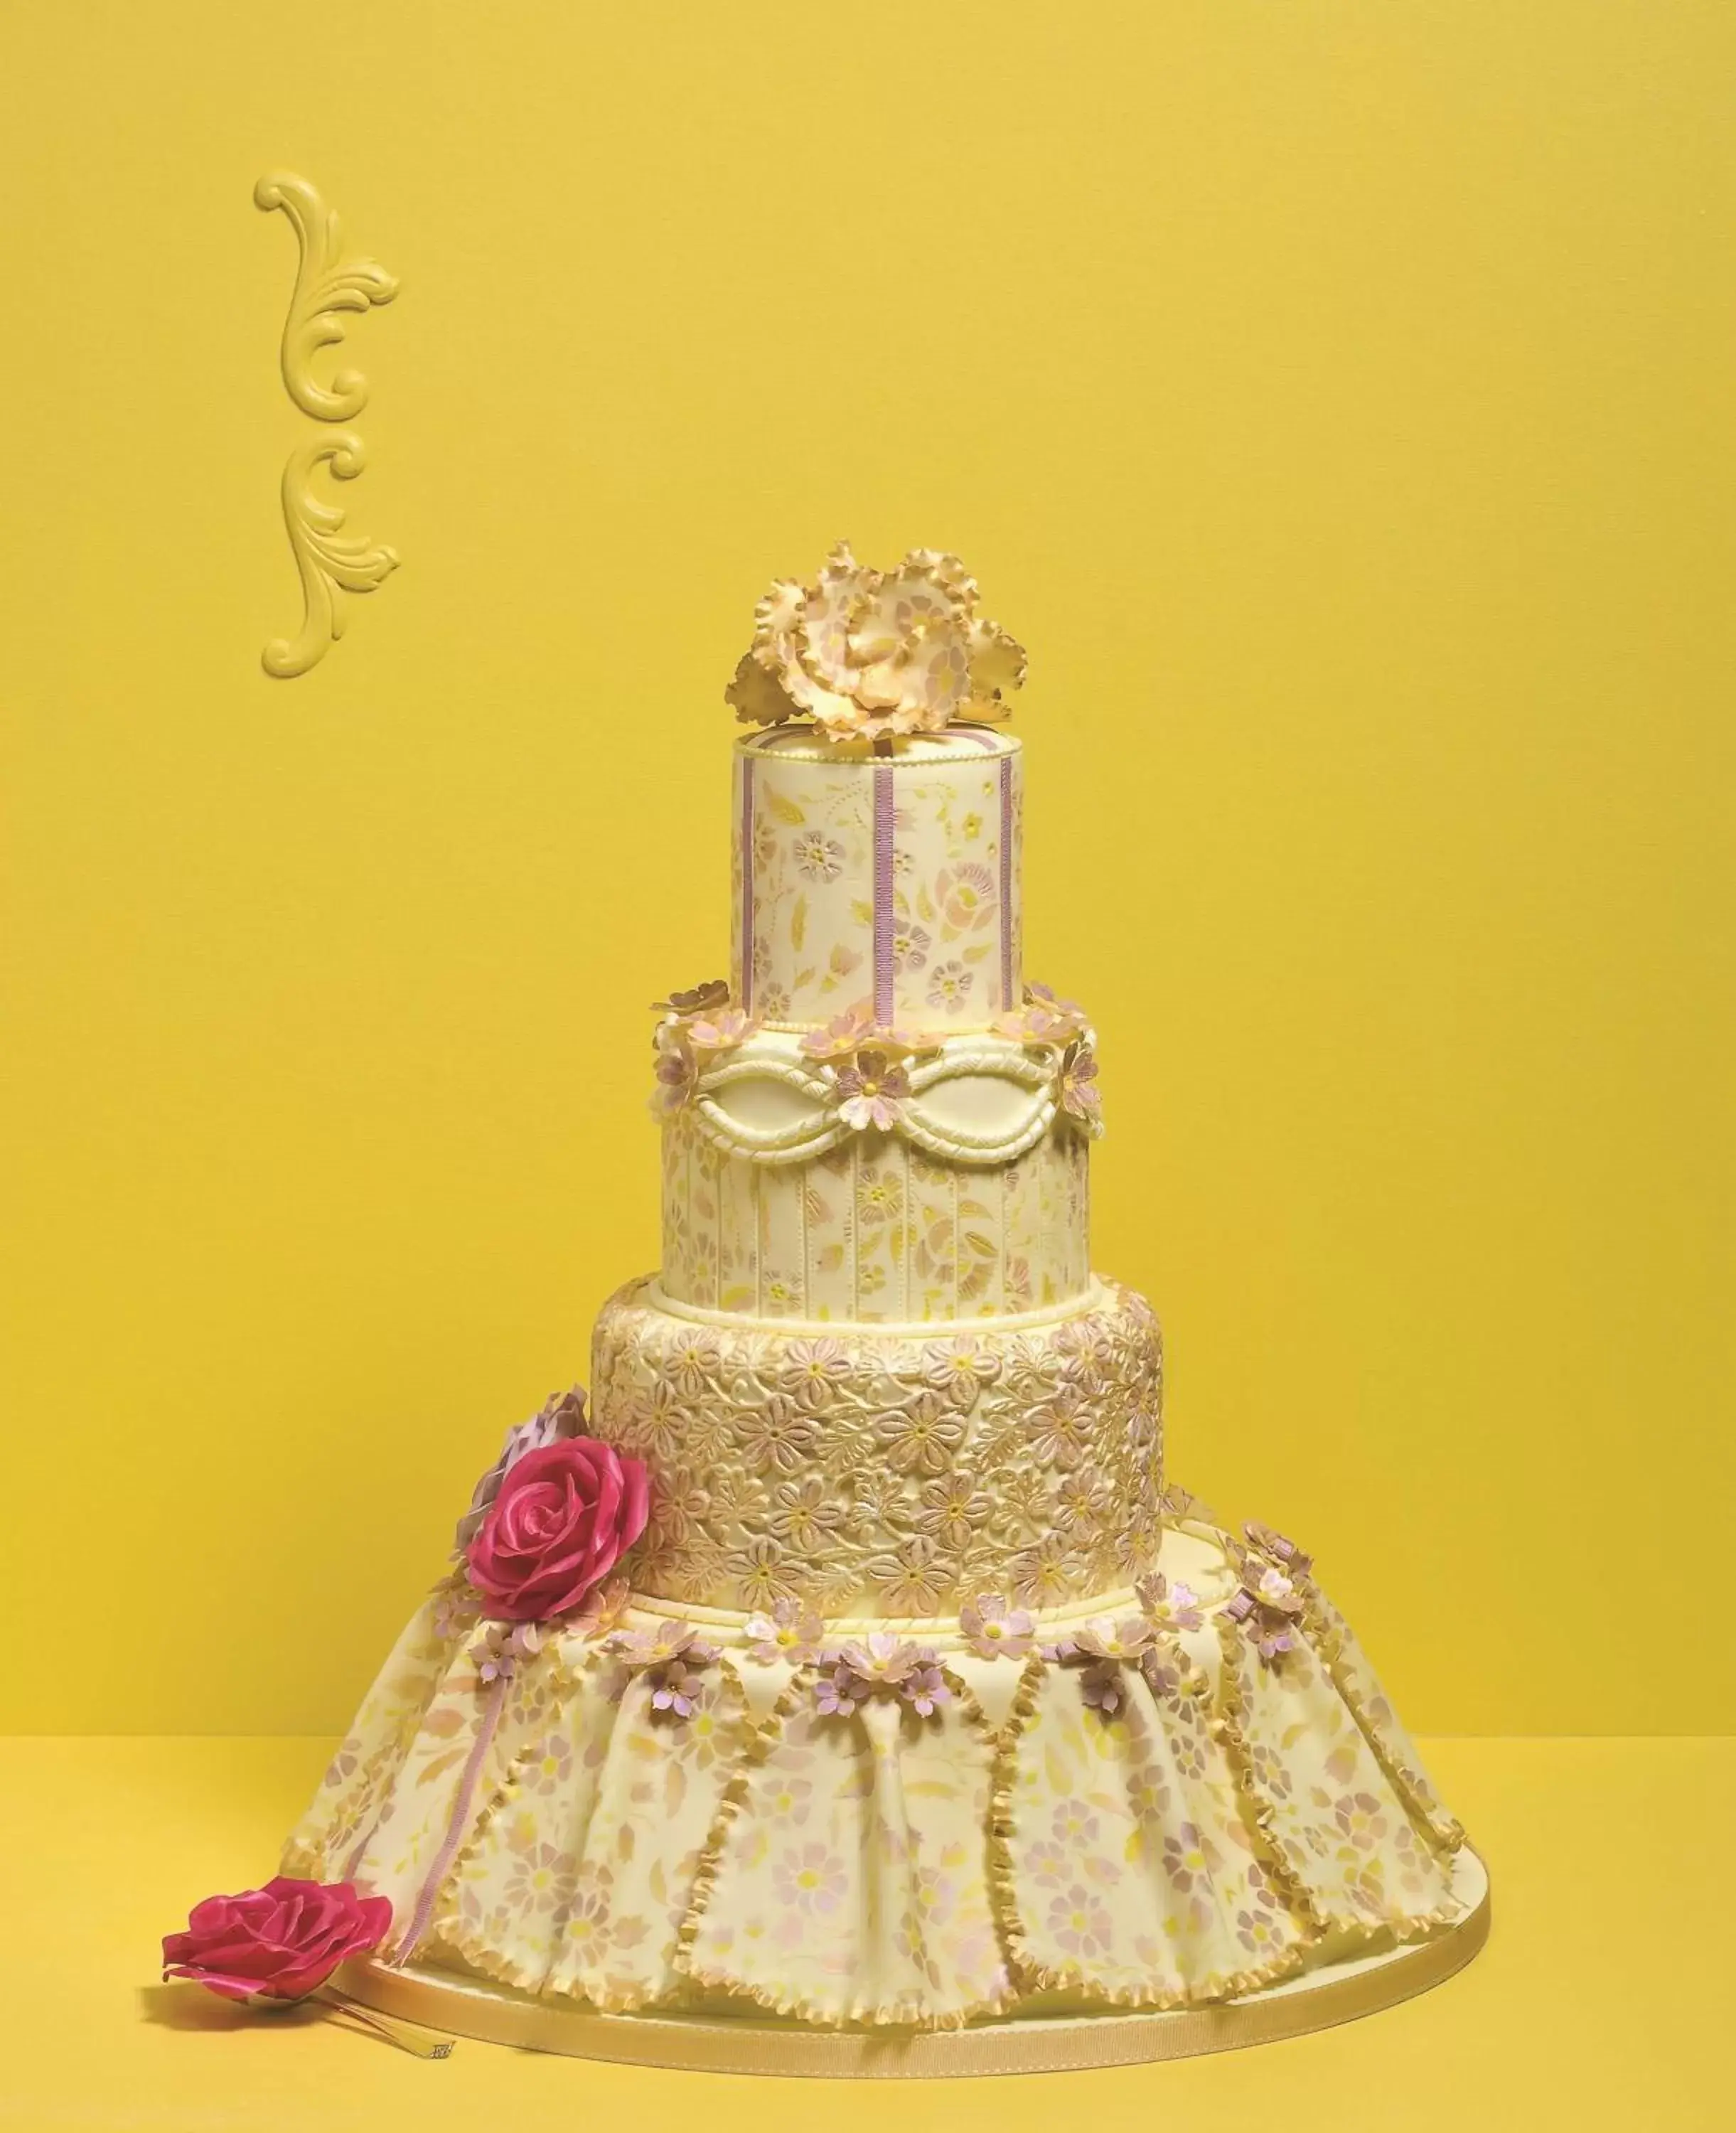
[289,1495,1480,2051]
[338,1849,1487,2075]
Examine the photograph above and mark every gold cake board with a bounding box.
[339,1849,1489,2078]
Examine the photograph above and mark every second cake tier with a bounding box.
[659,1027,1092,1322]
[589,1276,1163,1617]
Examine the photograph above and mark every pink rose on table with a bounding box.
[162,1877,391,2003]
[466,1437,650,1622]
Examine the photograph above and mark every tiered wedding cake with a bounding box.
[290,547,1486,2072]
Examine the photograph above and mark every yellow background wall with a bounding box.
[2,2,1730,1736]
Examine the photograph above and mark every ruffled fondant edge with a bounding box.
[284,1508,1471,2031]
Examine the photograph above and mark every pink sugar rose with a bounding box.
[466,1437,650,1623]
[161,1877,391,2004]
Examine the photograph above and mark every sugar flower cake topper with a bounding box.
[726,542,1026,745]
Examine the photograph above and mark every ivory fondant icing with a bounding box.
[284,550,1482,2068]
[732,725,1022,1031]
[658,1028,1091,1320]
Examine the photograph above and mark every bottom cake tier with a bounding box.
[285,1490,1484,2067]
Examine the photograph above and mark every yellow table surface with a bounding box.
[2,1736,1727,2131]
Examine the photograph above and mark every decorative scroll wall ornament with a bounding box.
[262,437,400,680]
[254,171,398,678]
[254,172,399,421]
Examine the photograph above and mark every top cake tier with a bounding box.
[731,725,1023,1032]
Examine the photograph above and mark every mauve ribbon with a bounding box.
[390,1672,509,1964]
[872,762,895,1024]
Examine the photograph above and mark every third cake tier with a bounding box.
[589,1276,1162,1616]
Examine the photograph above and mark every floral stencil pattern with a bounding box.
[732,731,1021,1030]
[660,1105,1089,1322]
[284,1525,1467,2031]
[588,1278,1162,1615]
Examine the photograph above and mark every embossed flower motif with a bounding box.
[652,979,731,1018]
[1051,1470,1112,1535]
[731,1537,800,1611]
[776,1337,853,1411]
[1058,1039,1103,1133]
[925,960,975,1015]
[768,1474,848,1551]
[933,863,997,934]
[660,1328,722,1400]
[792,830,846,882]
[1051,1316,1113,1380]
[992,981,1088,1045]
[874,1390,965,1476]
[958,1593,1036,1661]
[1010,1531,1076,1608]
[922,1337,1002,1403]
[728,543,1025,743]
[621,1378,689,1464]
[891,918,932,973]
[687,1007,756,1051]
[916,1475,995,1551]
[833,1049,911,1133]
[1135,1571,1205,1637]
[644,1471,712,1552]
[739,1394,820,1474]
[867,1535,955,1613]
[1025,1400,1088,1472]
[655,1538,734,1605]
[743,1596,825,1666]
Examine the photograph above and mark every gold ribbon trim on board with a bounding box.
[336,1854,1489,2078]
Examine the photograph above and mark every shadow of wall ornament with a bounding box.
[254,172,399,421]
[255,171,399,678]
[262,437,401,680]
